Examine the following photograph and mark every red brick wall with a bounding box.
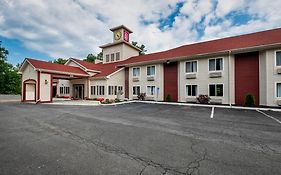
[125,67,129,98]
[164,62,178,102]
[235,52,259,106]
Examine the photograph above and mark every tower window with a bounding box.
[106,54,109,62]
[111,53,115,61]
[116,52,120,61]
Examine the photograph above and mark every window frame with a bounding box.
[208,58,223,72]
[116,52,120,61]
[105,54,110,62]
[110,53,115,62]
[185,60,198,74]
[132,86,141,96]
[276,82,281,98]
[146,65,156,76]
[275,50,281,67]
[208,84,224,97]
[185,84,198,97]
[132,67,141,77]
[146,85,156,96]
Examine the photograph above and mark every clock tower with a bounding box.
[99,25,142,63]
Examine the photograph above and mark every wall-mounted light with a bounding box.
[45,80,48,84]
[166,60,170,64]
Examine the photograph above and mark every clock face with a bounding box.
[124,30,129,42]
[114,31,122,40]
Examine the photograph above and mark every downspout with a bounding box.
[228,51,232,107]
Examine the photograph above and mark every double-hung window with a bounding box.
[91,86,96,95]
[277,83,281,98]
[186,85,197,96]
[106,54,109,62]
[133,67,140,77]
[147,86,155,96]
[147,66,155,76]
[186,61,197,73]
[60,87,63,94]
[276,51,281,66]
[209,84,223,97]
[209,58,223,71]
[116,52,120,61]
[133,86,140,96]
[111,53,115,62]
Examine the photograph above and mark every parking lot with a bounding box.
[0,102,280,175]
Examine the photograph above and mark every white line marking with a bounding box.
[256,110,281,125]
[210,107,214,118]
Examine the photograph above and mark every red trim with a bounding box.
[235,52,260,106]
[164,62,178,102]
[37,71,40,101]
[125,68,129,98]
[22,79,36,102]
[50,74,53,102]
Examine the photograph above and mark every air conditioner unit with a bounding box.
[185,73,197,79]
[132,77,139,82]
[277,99,281,106]
[209,72,222,78]
[277,68,281,74]
[147,76,155,81]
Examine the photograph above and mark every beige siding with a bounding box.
[178,56,231,104]
[122,44,139,61]
[39,73,51,102]
[57,80,71,97]
[129,64,164,101]
[22,64,38,101]
[102,45,123,63]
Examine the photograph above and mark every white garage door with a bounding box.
[25,84,35,101]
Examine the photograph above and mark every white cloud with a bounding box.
[0,0,281,60]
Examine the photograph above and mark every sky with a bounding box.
[1,0,281,65]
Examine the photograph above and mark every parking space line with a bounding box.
[210,107,214,118]
[256,110,281,125]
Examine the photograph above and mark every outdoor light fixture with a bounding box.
[166,60,170,64]
[45,80,48,84]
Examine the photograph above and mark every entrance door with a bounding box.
[73,84,84,99]
[25,84,36,101]
[52,86,57,97]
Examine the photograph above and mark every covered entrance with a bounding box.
[73,84,84,99]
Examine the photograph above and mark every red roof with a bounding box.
[26,58,89,76]
[70,58,123,78]
[120,28,281,65]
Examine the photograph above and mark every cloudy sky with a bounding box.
[1,0,281,65]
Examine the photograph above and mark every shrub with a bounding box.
[96,97,104,102]
[137,93,146,100]
[244,94,255,107]
[105,99,110,103]
[196,94,210,104]
[115,98,121,103]
[165,94,172,102]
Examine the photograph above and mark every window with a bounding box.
[147,66,155,76]
[186,61,197,73]
[111,53,115,61]
[60,87,63,94]
[276,51,281,66]
[277,83,281,97]
[106,54,109,62]
[133,67,140,77]
[209,58,223,71]
[91,86,96,95]
[98,86,105,95]
[108,86,112,95]
[133,86,140,95]
[64,87,70,94]
[147,86,155,96]
[209,84,223,97]
[116,52,120,61]
[186,85,197,96]
[118,86,123,93]
[114,86,117,95]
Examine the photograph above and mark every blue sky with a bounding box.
[1,0,281,66]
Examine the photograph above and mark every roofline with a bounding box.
[18,58,36,74]
[36,68,90,77]
[90,67,125,80]
[99,40,142,51]
[118,42,281,67]
[67,58,101,73]
[110,25,133,33]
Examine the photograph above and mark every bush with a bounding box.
[137,93,146,100]
[115,98,121,103]
[196,94,210,104]
[165,94,172,102]
[96,97,104,102]
[244,94,255,107]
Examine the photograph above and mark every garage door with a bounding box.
[25,84,35,101]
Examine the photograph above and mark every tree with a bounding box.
[53,58,67,64]
[132,41,147,55]
[84,52,103,63]
[0,41,21,94]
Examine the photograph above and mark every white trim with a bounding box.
[275,81,281,98]
[208,57,224,73]
[208,83,224,97]
[35,68,89,77]
[274,50,281,67]
[67,58,101,73]
[185,84,198,97]
[132,85,141,96]
[132,67,141,77]
[106,67,125,78]
[185,60,198,74]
